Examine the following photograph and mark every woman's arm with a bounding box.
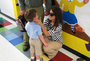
[36,17,50,37]
[40,23,50,36]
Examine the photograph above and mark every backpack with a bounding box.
[16,15,27,32]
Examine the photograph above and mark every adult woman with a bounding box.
[36,5,63,59]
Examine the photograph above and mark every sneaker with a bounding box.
[77,58,84,61]
[31,59,34,61]
[74,24,84,32]
[31,56,36,61]
[40,57,43,61]
[71,30,76,34]
[23,45,29,51]
[31,58,36,61]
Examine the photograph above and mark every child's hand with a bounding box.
[83,0,89,4]
[20,10,25,15]
[44,43,48,47]
[44,11,49,16]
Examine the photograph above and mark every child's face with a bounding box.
[34,13,38,22]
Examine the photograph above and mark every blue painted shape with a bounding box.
[14,31,23,37]
[63,11,77,25]
[0,30,13,36]
[10,37,23,46]
[19,35,23,39]
[4,33,18,41]
[0,19,8,23]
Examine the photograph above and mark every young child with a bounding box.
[24,9,48,61]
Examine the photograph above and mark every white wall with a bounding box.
[0,0,15,18]
[75,1,90,37]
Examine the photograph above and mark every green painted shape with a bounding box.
[0,17,4,21]
[15,42,23,52]
[9,27,19,33]
[0,27,8,33]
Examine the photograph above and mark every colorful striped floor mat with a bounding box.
[0,17,75,61]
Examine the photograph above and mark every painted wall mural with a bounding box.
[56,0,90,58]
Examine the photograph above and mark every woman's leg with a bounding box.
[43,41,62,59]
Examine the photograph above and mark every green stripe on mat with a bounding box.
[0,27,8,33]
[0,17,4,21]
[9,27,19,33]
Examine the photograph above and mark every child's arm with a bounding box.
[39,35,48,47]
[83,0,89,4]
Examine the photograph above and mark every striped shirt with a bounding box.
[43,19,63,43]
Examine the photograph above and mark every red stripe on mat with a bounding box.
[1,22,12,26]
[52,52,73,61]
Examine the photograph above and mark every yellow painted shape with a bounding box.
[59,0,84,14]
[12,0,21,19]
[62,31,90,58]
[74,37,90,57]
[40,54,50,61]
[62,31,76,47]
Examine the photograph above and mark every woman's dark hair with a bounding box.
[49,5,63,30]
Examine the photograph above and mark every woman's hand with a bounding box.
[37,17,51,37]
[36,17,42,25]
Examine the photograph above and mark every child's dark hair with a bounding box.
[24,9,37,22]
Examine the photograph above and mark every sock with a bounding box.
[31,56,34,59]
[36,59,40,61]
[71,25,75,32]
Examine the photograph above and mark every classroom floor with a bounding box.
[0,14,80,61]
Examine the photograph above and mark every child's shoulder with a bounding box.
[36,24,41,28]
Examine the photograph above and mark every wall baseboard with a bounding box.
[0,12,16,22]
[62,45,90,61]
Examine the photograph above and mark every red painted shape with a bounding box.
[52,52,73,61]
[1,22,12,26]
